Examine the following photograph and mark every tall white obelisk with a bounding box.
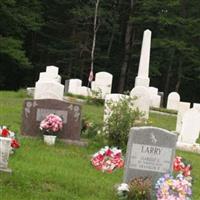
[135,29,152,87]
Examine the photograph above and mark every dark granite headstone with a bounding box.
[21,99,81,140]
[123,126,177,184]
[158,92,164,107]
[64,80,69,93]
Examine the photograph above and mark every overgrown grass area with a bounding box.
[0,91,200,199]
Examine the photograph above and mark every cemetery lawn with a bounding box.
[0,91,200,200]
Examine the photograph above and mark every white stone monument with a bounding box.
[135,29,151,87]
[76,86,91,97]
[91,72,113,99]
[0,137,12,172]
[130,86,150,120]
[148,87,161,108]
[193,103,200,112]
[167,92,180,110]
[34,66,64,100]
[178,108,200,144]
[176,102,191,133]
[68,79,82,95]
[104,93,128,123]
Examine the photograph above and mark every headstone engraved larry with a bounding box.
[21,99,82,140]
[123,127,177,184]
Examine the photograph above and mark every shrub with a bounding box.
[104,95,142,151]
[128,177,152,200]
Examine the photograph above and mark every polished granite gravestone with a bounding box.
[123,126,177,184]
[21,99,82,140]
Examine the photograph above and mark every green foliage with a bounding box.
[104,96,142,150]
[128,177,152,200]
[0,91,200,199]
[0,37,30,66]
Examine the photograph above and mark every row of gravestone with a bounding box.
[166,92,200,153]
[65,71,113,99]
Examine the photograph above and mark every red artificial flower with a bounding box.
[183,165,192,177]
[11,139,20,149]
[1,128,9,137]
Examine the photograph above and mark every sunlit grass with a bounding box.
[0,91,199,199]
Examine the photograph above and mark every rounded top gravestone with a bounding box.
[167,92,180,110]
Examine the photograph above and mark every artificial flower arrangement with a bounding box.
[116,156,192,200]
[0,126,20,152]
[91,146,124,173]
[155,156,192,200]
[40,114,63,135]
[155,173,192,200]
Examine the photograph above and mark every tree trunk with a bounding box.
[164,48,175,105]
[118,0,134,93]
[175,58,182,92]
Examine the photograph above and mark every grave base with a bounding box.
[61,139,88,147]
[0,167,12,173]
[176,142,200,154]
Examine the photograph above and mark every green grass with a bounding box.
[0,91,200,200]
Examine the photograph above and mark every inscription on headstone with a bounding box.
[123,127,177,184]
[21,99,82,140]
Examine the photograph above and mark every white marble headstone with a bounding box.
[104,93,128,123]
[34,66,64,100]
[76,86,91,97]
[167,92,180,110]
[91,72,113,98]
[176,102,191,133]
[193,103,200,112]
[0,137,12,172]
[130,86,150,120]
[68,79,82,94]
[178,108,200,144]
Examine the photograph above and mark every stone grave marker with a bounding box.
[34,66,64,100]
[130,86,150,120]
[21,99,82,141]
[123,126,177,184]
[68,79,82,95]
[176,102,191,133]
[178,108,200,144]
[64,80,70,93]
[91,71,113,98]
[167,92,180,110]
[0,137,12,173]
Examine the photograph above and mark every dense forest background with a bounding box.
[0,0,200,103]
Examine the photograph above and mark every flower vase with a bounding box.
[43,135,57,145]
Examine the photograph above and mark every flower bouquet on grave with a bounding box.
[91,146,124,173]
[0,126,20,154]
[155,156,193,200]
[40,114,63,145]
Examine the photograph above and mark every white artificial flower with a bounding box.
[117,183,129,192]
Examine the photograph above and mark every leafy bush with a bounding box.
[128,177,152,200]
[104,95,143,150]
